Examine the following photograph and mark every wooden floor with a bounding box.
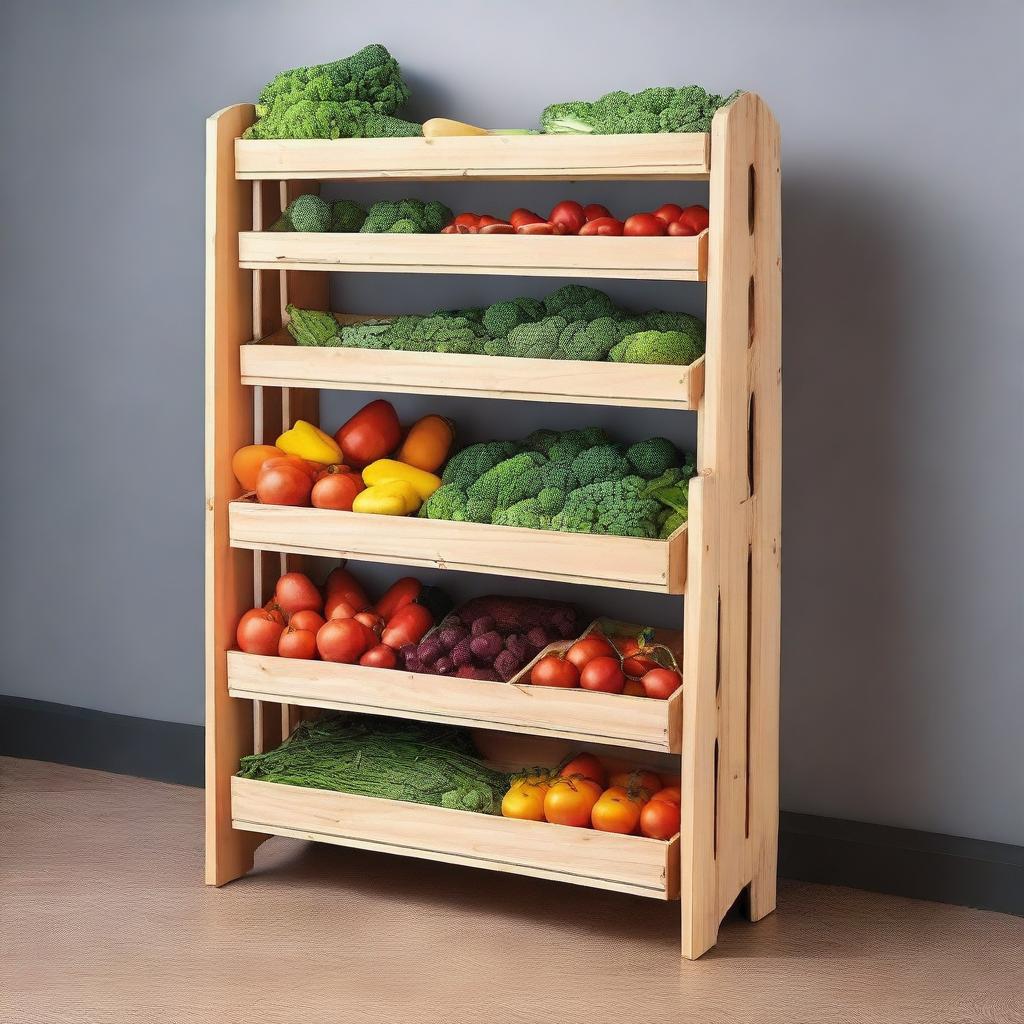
[2,757,1022,1024]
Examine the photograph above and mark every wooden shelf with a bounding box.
[234,133,711,182]
[238,231,708,282]
[231,776,680,899]
[227,651,683,752]
[242,327,704,411]
[228,499,687,594]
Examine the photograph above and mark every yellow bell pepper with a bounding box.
[353,480,421,516]
[276,420,342,465]
[361,459,442,501]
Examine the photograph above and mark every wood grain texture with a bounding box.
[234,132,711,181]
[5,758,1024,1024]
[237,230,707,281]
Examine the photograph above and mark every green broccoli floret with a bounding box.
[491,498,553,531]
[552,476,662,538]
[609,330,702,366]
[330,199,367,232]
[525,427,609,463]
[285,305,341,346]
[382,314,423,342]
[244,99,422,141]
[363,114,423,138]
[482,297,546,338]
[466,451,547,521]
[409,315,487,354]
[495,316,568,359]
[431,306,486,324]
[360,199,454,233]
[540,85,741,136]
[638,310,706,353]
[626,437,682,479]
[419,483,469,522]
[543,285,617,323]
[557,317,629,361]
[339,321,394,350]
[388,218,418,233]
[571,445,631,488]
[441,441,523,490]
[272,194,330,232]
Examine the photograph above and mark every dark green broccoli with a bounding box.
[638,310,707,353]
[330,199,367,232]
[441,441,523,490]
[418,483,469,522]
[388,218,417,233]
[411,315,488,355]
[244,99,422,141]
[491,498,554,531]
[339,320,394,350]
[360,198,454,234]
[609,330,703,366]
[431,306,486,323]
[626,437,682,479]
[285,305,341,346]
[382,314,424,342]
[557,317,628,361]
[526,427,609,463]
[543,285,617,323]
[541,85,741,135]
[571,445,632,487]
[482,297,546,338]
[552,476,663,538]
[487,316,568,359]
[466,451,548,522]
[270,194,331,232]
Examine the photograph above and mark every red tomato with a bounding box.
[274,572,322,616]
[454,212,480,228]
[667,219,697,236]
[476,214,505,228]
[325,566,370,612]
[565,634,616,672]
[316,618,369,663]
[640,797,680,840]
[236,607,285,655]
[256,458,313,506]
[516,221,556,235]
[359,643,398,669]
[278,626,317,660]
[549,200,586,235]
[609,769,661,796]
[231,445,285,491]
[677,204,709,234]
[354,611,384,638]
[326,598,358,620]
[374,577,422,620]
[311,466,364,511]
[580,656,625,693]
[288,609,325,633]
[623,679,646,697]
[380,603,433,649]
[591,790,643,834]
[642,667,681,700]
[623,213,667,237]
[653,203,685,224]
[582,203,612,222]
[651,785,681,806]
[559,753,607,787]
[623,654,661,677]
[530,654,579,688]
[578,216,624,236]
[543,777,602,827]
[334,399,401,470]
[509,208,545,229]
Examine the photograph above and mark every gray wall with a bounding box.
[1,0,1021,846]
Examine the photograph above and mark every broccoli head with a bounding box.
[432,306,486,324]
[571,444,632,487]
[360,198,453,233]
[466,451,548,521]
[441,441,523,490]
[411,315,488,354]
[557,317,628,361]
[275,194,330,232]
[638,310,707,353]
[609,330,702,366]
[495,316,568,359]
[543,285,617,323]
[626,437,682,479]
[286,305,341,347]
[330,199,367,232]
[419,483,469,522]
[491,498,554,531]
[526,427,609,463]
[481,297,546,338]
[339,320,394,350]
[552,476,663,538]
[243,99,422,141]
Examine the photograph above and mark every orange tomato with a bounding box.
[640,797,681,840]
[543,777,601,827]
[274,572,322,616]
[277,626,317,660]
[231,445,284,491]
[288,609,325,633]
[651,785,681,806]
[397,415,455,473]
[558,753,607,787]
[591,790,643,834]
[236,607,285,655]
[501,779,550,821]
[609,769,662,797]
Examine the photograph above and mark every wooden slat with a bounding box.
[234,133,711,182]
[231,777,679,900]
[228,500,687,594]
[238,231,708,282]
[227,651,683,753]
[241,330,703,411]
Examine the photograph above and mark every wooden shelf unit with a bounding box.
[206,96,781,960]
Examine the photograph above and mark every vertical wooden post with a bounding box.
[680,93,781,957]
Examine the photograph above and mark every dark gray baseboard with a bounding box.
[2,694,1021,917]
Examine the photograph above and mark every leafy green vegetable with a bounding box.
[285,305,341,346]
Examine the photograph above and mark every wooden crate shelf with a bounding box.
[228,499,687,594]
[231,776,680,900]
[227,651,683,752]
[237,230,707,282]
[234,133,711,182]
[242,327,704,411]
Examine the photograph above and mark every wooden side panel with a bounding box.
[205,103,265,885]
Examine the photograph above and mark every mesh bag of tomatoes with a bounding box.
[501,752,681,840]
[524,619,682,700]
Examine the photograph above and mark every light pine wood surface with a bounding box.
[5,758,1024,1024]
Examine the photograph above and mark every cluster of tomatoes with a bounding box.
[502,753,680,840]
[529,630,681,699]
[442,201,709,238]
[235,567,436,669]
